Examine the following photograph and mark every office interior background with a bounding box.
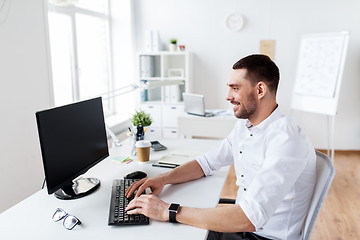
[0,0,359,214]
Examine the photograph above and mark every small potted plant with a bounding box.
[169,38,177,52]
[130,110,152,127]
[130,110,152,155]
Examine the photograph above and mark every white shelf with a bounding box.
[139,77,186,82]
[137,51,191,139]
[140,51,188,55]
[163,77,186,81]
[139,77,163,81]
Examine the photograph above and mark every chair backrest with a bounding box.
[302,150,335,240]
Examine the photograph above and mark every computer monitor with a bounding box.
[36,97,109,200]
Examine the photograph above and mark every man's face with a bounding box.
[226,69,258,120]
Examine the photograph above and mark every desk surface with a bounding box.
[0,139,229,240]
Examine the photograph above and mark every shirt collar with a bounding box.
[245,106,284,133]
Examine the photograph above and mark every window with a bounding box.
[47,0,135,126]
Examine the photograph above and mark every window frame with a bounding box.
[47,1,115,116]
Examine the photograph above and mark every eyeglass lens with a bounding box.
[63,215,81,230]
[52,208,67,222]
[52,208,81,230]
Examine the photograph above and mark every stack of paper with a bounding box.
[158,149,203,166]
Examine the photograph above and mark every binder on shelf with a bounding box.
[144,30,160,52]
[164,85,183,103]
[140,80,148,102]
[144,30,152,52]
[140,55,154,78]
[170,85,181,103]
[164,86,171,103]
[152,30,160,52]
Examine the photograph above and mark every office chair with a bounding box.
[301,150,335,240]
[218,150,335,240]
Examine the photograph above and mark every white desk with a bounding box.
[178,113,238,139]
[0,139,229,240]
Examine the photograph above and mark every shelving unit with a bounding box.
[137,51,191,139]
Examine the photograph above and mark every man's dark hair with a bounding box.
[233,54,280,94]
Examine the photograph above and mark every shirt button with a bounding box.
[244,188,247,191]
[240,151,242,154]
[241,175,244,177]
[250,134,253,137]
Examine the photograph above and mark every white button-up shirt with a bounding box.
[195,108,316,240]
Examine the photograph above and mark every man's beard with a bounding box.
[232,92,257,119]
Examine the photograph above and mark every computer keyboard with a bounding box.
[108,179,149,226]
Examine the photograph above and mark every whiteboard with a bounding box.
[291,31,349,115]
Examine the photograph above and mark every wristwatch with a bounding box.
[168,203,180,223]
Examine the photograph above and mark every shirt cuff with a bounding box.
[238,197,266,231]
[195,155,214,176]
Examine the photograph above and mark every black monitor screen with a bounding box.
[36,97,109,199]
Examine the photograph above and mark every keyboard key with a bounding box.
[108,179,149,226]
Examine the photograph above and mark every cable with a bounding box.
[41,178,46,189]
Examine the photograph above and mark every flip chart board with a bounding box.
[291,32,349,116]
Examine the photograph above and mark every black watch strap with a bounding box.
[168,203,180,223]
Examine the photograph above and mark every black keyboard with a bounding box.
[108,179,149,226]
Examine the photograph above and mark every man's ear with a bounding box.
[256,82,267,99]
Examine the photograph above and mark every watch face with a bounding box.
[169,203,180,211]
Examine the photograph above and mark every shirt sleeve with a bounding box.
[195,122,238,176]
[237,121,315,229]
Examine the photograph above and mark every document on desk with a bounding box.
[158,149,203,166]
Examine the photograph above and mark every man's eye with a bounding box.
[232,87,238,90]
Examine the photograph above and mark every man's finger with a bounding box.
[135,183,148,198]
[125,178,147,197]
[126,197,145,211]
[126,208,141,215]
[125,178,145,194]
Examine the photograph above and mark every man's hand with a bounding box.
[125,176,165,198]
[125,195,170,222]
[125,160,204,199]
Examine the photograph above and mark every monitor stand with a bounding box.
[54,177,100,200]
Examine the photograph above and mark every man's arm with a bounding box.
[159,159,205,184]
[178,205,255,232]
[126,160,205,198]
[126,194,255,232]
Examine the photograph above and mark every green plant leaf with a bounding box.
[130,110,152,126]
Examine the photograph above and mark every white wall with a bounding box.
[0,0,52,213]
[133,0,360,150]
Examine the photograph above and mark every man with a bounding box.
[125,54,316,240]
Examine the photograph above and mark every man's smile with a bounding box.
[230,100,240,110]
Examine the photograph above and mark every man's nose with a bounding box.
[226,89,233,102]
